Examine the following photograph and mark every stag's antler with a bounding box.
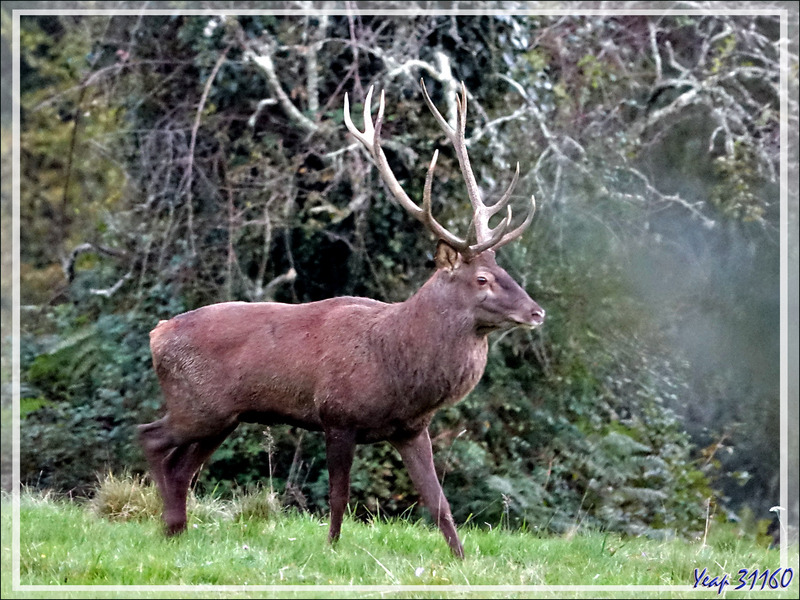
[344,80,535,258]
[344,87,466,250]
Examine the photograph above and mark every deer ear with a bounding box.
[434,240,464,271]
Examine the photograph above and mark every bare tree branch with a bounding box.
[62,242,129,283]
[243,39,320,134]
[90,270,134,298]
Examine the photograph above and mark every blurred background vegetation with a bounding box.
[1,2,798,541]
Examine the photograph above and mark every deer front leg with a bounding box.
[324,427,356,544]
[393,428,464,559]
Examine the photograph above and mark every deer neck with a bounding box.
[402,270,480,342]
[373,271,488,407]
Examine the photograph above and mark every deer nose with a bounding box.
[531,306,545,326]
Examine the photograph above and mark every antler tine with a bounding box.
[343,88,371,148]
[344,87,420,220]
[422,149,438,215]
[456,81,468,143]
[371,88,385,149]
[492,194,537,250]
[464,162,527,256]
[422,150,468,249]
[466,206,513,256]
[487,163,520,218]
[421,78,493,246]
[420,79,455,139]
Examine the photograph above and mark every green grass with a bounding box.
[2,488,798,599]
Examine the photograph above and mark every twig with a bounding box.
[648,21,663,82]
[225,173,236,301]
[701,497,713,549]
[185,45,231,258]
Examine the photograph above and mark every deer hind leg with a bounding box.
[392,428,464,559]
[324,427,356,544]
[138,417,174,501]
[139,418,234,536]
[159,426,235,536]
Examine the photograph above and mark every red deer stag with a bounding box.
[138,79,545,558]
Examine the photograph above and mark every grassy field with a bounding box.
[2,486,798,599]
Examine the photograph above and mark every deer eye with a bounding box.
[476,276,489,286]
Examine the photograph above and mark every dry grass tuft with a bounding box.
[90,472,283,527]
[90,471,163,521]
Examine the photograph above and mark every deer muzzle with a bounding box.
[514,301,546,329]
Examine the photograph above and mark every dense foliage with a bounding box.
[12,5,795,540]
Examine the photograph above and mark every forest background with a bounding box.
[1,1,798,542]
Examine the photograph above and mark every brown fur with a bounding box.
[139,243,544,557]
